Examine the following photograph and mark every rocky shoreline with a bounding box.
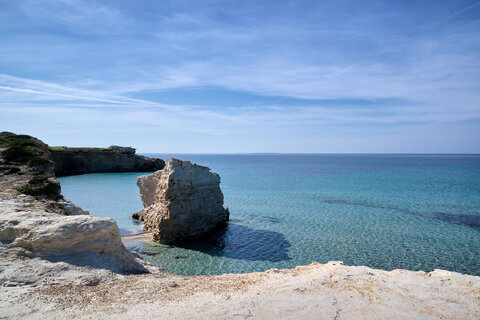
[1,132,479,319]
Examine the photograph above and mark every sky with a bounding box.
[0,0,479,153]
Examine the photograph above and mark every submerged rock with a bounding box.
[134,158,229,243]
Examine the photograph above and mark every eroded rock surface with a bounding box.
[135,158,229,243]
[136,171,159,208]
[0,132,149,275]
[3,261,480,320]
[0,196,148,274]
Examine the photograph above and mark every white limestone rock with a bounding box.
[136,171,160,208]
[135,158,229,243]
[0,201,147,273]
[58,199,90,215]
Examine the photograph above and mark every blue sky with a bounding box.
[0,0,479,153]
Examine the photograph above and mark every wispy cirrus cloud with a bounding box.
[0,0,479,152]
[1,72,477,125]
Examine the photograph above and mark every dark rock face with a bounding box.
[50,146,165,177]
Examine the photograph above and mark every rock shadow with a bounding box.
[323,199,424,217]
[433,212,480,230]
[324,199,480,231]
[174,223,291,262]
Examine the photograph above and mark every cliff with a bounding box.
[134,159,230,243]
[50,146,165,177]
[0,132,150,275]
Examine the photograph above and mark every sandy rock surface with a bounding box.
[1,261,479,320]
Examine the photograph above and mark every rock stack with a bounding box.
[133,158,229,243]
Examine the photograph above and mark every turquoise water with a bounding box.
[58,154,480,276]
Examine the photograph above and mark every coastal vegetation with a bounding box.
[0,132,163,199]
[16,172,61,199]
[0,131,43,164]
[0,131,61,199]
[49,146,112,152]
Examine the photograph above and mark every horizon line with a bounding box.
[139,152,480,156]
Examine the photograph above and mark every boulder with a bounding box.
[134,158,229,243]
[0,203,148,273]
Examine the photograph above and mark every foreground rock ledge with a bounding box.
[134,158,229,243]
[2,260,479,320]
[0,194,148,274]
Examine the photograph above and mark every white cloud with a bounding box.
[18,0,127,34]
[1,1,479,152]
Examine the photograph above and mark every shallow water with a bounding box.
[58,154,480,276]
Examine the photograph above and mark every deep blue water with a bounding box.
[58,154,480,276]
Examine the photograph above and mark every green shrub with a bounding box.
[49,146,111,152]
[1,145,38,163]
[0,132,16,147]
[52,194,64,201]
[0,132,41,148]
[16,172,61,198]
[27,157,50,166]
[0,137,10,147]
[29,173,48,185]
[49,146,66,151]
[16,185,33,194]
[0,132,44,164]
[17,179,61,198]
[26,157,52,173]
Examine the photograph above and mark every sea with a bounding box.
[58,154,480,276]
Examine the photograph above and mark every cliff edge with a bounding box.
[50,145,165,177]
[0,132,150,275]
